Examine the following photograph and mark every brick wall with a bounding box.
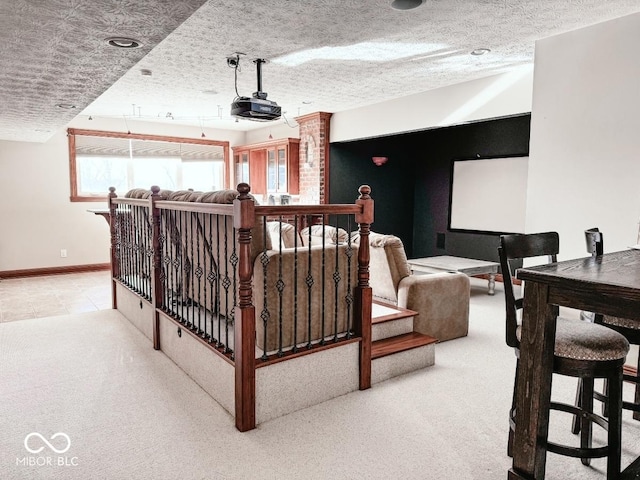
[295,112,332,204]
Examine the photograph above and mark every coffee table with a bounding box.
[407,255,499,295]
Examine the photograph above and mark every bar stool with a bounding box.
[499,232,629,479]
[577,228,640,421]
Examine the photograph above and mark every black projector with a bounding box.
[231,96,281,122]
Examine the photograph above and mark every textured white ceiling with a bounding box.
[2,0,639,142]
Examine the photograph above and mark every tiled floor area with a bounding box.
[0,270,112,322]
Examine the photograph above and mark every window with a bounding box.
[266,146,288,193]
[68,128,230,202]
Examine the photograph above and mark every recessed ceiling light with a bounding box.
[471,48,491,56]
[391,0,424,10]
[140,69,152,76]
[106,37,141,48]
[55,103,76,109]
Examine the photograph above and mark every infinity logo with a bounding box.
[24,432,71,454]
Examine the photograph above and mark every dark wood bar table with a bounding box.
[509,249,640,480]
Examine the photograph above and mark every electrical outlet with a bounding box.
[60,249,67,258]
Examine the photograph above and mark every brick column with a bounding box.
[295,112,332,204]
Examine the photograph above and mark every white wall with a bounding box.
[244,121,299,145]
[526,12,640,259]
[0,117,246,272]
[330,65,534,142]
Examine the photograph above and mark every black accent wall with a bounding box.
[328,113,531,262]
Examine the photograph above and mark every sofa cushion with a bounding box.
[267,221,301,250]
[124,188,148,199]
[197,189,238,204]
[167,190,199,202]
[363,231,412,304]
[300,225,349,246]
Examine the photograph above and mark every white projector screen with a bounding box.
[448,156,528,234]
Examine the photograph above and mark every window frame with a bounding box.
[68,128,231,202]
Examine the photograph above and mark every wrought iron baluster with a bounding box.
[306,215,314,349]
[177,212,188,323]
[222,217,231,353]
[159,211,168,310]
[145,205,153,300]
[135,205,143,294]
[191,213,206,335]
[215,215,221,347]
[293,215,299,353]
[121,206,127,283]
[170,210,179,319]
[276,216,285,357]
[321,221,326,345]
[130,205,136,290]
[346,216,354,338]
[188,211,195,330]
[333,218,341,342]
[114,206,123,282]
[198,213,211,339]
[260,219,269,360]
[127,206,134,291]
[189,212,194,328]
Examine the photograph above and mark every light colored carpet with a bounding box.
[1,278,639,480]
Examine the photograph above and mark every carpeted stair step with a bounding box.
[371,332,437,384]
[372,331,437,359]
[371,302,416,341]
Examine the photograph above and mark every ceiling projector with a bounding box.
[231,59,281,122]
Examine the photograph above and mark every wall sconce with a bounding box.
[372,156,388,166]
[305,136,316,168]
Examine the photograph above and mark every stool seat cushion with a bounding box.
[517,317,629,362]
[603,315,640,331]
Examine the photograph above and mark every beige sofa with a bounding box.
[257,221,357,353]
[358,231,470,342]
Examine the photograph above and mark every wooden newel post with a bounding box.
[150,185,162,351]
[108,187,119,309]
[233,182,257,431]
[354,185,374,390]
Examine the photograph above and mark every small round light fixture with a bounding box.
[55,103,77,109]
[372,156,389,166]
[106,37,141,48]
[391,0,423,10]
[471,48,491,56]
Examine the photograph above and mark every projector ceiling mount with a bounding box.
[229,57,281,122]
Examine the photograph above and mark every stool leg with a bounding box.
[508,364,519,457]
[602,378,610,417]
[580,377,594,466]
[572,378,583,434]
[508,424,514,458]
[607,368,623,480]
[634,355,640,421]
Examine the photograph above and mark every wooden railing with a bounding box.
[108,183,373,431]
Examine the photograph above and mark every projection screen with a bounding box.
[448,155,528,234]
